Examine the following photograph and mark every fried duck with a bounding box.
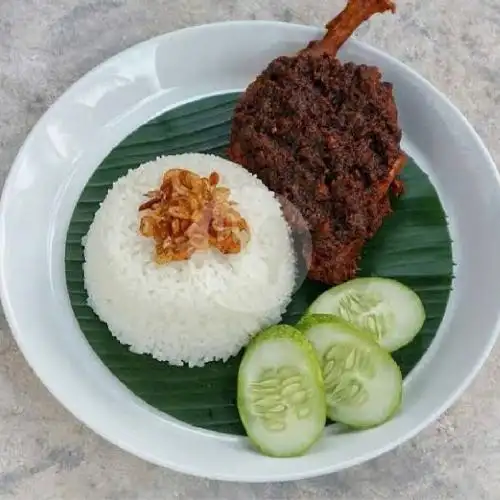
[228,0,406,285]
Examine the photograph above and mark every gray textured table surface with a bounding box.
[1,0,499,498]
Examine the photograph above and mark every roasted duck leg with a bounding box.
[228,0,406,285]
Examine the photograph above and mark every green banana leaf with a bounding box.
[65,93,453,435]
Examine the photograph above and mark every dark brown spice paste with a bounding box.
[229,52,404,284]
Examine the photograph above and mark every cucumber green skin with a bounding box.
[306,277,426,353]
[237,325,327,458]
[296,314,374,344]
[296,314,403,429]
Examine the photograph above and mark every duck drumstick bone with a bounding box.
[306,0,396,56]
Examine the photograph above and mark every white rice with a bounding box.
[83,153,296,367]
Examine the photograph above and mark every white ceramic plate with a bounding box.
[1,21,500,482]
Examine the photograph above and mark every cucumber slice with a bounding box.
[237,325,326,457]
[296,315,402,428]
[308,277,425,352]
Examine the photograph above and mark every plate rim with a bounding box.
[1,20,499,482]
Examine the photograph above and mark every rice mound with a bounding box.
[83,153,296,367]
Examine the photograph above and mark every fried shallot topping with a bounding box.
[138,168,250,264]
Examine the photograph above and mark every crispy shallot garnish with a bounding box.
[139,168,250,264]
